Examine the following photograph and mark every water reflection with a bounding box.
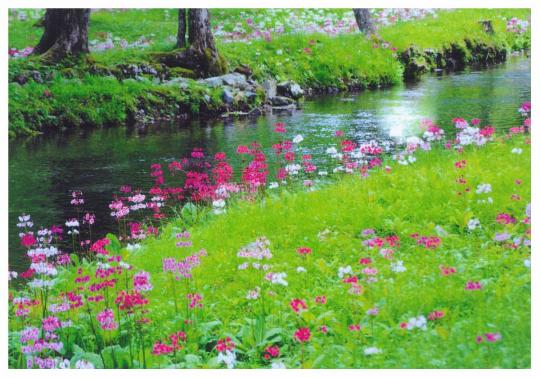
[8,57,530,270]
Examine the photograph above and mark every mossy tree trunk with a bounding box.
[177,9,187,48]
[33,9,91,62]
[353,9,375,36]
[155,8,227,77]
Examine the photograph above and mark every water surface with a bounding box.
[8,57,530,271]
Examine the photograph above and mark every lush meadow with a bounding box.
[8,103,531,368]
[8,8,530,137]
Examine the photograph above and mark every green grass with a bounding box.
[379,8,531,51]
[10,134,529,368]
[125,135,531,368]
[8,8,531,137]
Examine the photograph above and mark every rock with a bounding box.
[244,91,258,102]
[270,96,295,107]
[201,72,248,90]
[201,76,223,88]
[221,73,248,89]
[277,80,304,99]
[262,79,277,98]
[163,77,190,89]
[222,87,234,105]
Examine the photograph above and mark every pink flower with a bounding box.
[485,333,502,343]
[294,327,311,342]
[428,310,445,321]
[185,293,203,309]
[439,265,457,276]
[20,233,36,248]
[133,271,153,292]
[96,308,118,330]
[264,345,280,359]
[465,281,482,290]
[274,122,286,133]
[216,337,234,352]
[297,246,312,255]
[315,295,327,304]
[290,298,308,313]
[348,324,361,331]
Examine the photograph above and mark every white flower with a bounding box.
[276,49,283,55]
[217,350,236,369]
[292,135,304,144]
[467,218,481,231]
[246,287,260,300]
[476,183,492,194]
[296,266,307,273]
[265,272,288,286]
[271,361,286,369]
[57,359,70,369]
[407,155,416,164]
[435,225,448,237]
[524,259,531,268]
[8,271,18,280]
[285,164,302,175]
[406,315,427,331]
[126,243,142,252]
[269,182,279,189]
[75,359,95,369]
[364,347,382,355]
[390,260,406,273]
[213,199,226,208]
[318,170,328,176]
[511,148,523,154]
[338,265,352,278]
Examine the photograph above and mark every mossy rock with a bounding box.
[169,67,197,79]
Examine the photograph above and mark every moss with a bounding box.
[168,67,196,79]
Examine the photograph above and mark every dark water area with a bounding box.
[8,57,530,272]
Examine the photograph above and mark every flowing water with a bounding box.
[8,57,531,272]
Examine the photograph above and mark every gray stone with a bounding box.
[277,80,304,100]
[163,77,190,89]
[222,88,234,104]
[277,80,304,99]
[201,72,248,90]
[220,73,248,89]
[262,79,277,98]
[270,96,296,107]
[200,76,223,88]
[244,91,258,102]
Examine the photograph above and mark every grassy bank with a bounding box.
[8,8,530,137]
[8,131,531,368]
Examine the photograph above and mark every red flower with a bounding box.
[294,327,311,343]
[216,337,235,352]
[296,247,312,255]
[290,298,307,313]
[20,233,36,248]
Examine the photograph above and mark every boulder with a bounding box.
[222,87,234,105]
[201,72,248,90]
[270,96,296,107]
[277,80,304,99]
[262,79,277,98]
[163,77,190,89]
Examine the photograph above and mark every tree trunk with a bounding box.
[187,9,226,76]
[353,9,375,36]
[155,8,227,77]
[33,9,91,62]
[176,9,187,48]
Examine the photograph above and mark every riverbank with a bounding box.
[8,8,530,137]
[9,124,531,368]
